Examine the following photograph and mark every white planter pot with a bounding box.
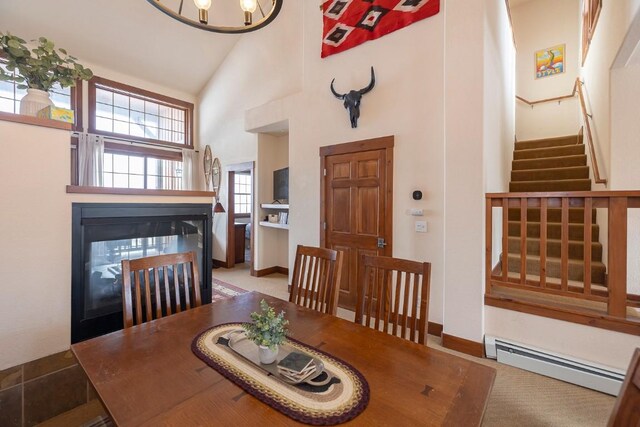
[20,88,54,117]
[258,345,278,364]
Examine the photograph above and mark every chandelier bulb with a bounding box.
[240,0,258,13]
[193,0,212,10]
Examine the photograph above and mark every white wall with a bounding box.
[255,133,289,271]
[0,121,212,370]
[485,0,516,262]
[512,0,581,140]
[612,64,640,296]
[198,0,303,262]
[580,0,640,185]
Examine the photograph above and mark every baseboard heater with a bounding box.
[485,336,625,396]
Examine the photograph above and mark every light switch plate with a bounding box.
[415,221,427,233]
[410,208,424,216]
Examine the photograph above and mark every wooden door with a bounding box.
[321,137,393,311]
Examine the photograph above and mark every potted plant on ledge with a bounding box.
[0,32,93,116]
[243,299,289,364]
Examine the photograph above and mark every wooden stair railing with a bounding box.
[516,78,607,186]
[486,191,640,336]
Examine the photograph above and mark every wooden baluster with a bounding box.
[583,198,593,296]
[520,198,527,284]
[540,198,548,289]
[561,198,569,291]
[608,197,628,318]
[401,271,410,339]
[392,271,402,337]
[143,269,152,323]
[410,273,419,342]
[376,268,384,331]
[485,198,493,292]
[316,258,327,312]
[383,270,391,332]
[502,198,509,281]
[134,270,143,326]
[163,266,172,316]
[365,266,373,328]
[173,264,181,313]
[298,255,308,306]
[310,256,319,308]
[153,267,162,319]
[183,263,191,309]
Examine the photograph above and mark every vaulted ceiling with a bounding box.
[0,0,245,95]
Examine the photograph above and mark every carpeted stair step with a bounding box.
[511,166,590,182]
[508,221,600,241]
[506,254,606,285]
[514,135,581,151]
[507,237,603,261]
[512,155,587,170]
[508,207,597,223]
[509,179,592,192]
[513,144,585,160]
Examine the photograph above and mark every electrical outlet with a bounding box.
[415,221,427,233]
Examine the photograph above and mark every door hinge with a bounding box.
[323,168,327,176]
[323,222,327,230]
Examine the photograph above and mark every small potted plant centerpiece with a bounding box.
[243,299,289,364]
[0,32,93,116]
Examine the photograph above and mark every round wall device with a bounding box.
[412,190,423,201]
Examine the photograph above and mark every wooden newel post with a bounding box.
[608,197,628,318]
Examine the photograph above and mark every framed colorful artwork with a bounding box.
[535,44,565,79]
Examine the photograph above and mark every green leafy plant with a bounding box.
[243,299,289,350]
[0,32,93,91]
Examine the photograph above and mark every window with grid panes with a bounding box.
[89,76,193,148]
[0,60,72,114]
[103,152,183,190]
[234,173,252,215]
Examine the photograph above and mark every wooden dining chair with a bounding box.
[355,254,432,344]
[121,251,202,328]
[608,348,640,427]
[289,245,344,315]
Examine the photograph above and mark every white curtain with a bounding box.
[181,149,196,190]
[78,133,104,187]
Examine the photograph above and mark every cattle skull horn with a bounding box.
[329,66,376,129]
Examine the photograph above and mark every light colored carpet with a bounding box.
[214,264,617,427]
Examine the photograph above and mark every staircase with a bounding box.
[506,133,606,285]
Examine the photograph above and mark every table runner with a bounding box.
[192,323,369,425]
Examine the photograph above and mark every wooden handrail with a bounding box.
[516,80,578,106]
[576,79,607,185]
[516,78,607,186]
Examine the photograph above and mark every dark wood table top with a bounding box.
[72,292,496,426]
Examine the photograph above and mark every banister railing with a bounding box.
[516,78,607,186]
[485,191,640,336]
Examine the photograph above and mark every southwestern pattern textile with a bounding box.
[322,0,441,58]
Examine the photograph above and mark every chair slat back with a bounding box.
[289,245,344,315]
[356,255,431,344]
[121,251,201,328]
[608,348,640,427]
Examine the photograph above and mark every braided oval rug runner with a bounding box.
[192,323,369,425]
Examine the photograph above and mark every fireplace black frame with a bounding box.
[71,203,212,343]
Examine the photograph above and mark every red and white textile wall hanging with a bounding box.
[321,0,441,58]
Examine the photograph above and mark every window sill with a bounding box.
[0,111,73,131]
[66,186,216,198]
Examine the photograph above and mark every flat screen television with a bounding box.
[273,167,289,202]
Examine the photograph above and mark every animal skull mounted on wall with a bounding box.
[330,67,376,129]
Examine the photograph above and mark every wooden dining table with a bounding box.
[72,292,496,426]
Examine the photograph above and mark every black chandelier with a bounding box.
[147,0,283,34]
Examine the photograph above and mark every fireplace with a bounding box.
[71,203,212,343]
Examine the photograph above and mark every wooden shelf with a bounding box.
[261,203,289,210]
[66,186,216,197]
[259,221,289,230]
[0,111,73,131]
